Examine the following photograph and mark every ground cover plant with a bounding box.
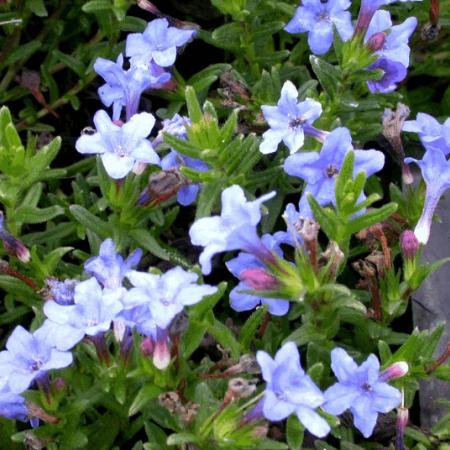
[0,0,449,449]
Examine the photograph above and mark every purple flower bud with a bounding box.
[153,329,171,370]
[367,31,386,51]
[379,361,409,382]
[400,230,419,259]
[396,407,409,450]
[0,213,31,263]
[140,336,154,357]
[240,268,279,291]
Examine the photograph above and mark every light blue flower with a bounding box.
[365,10,417,68]
[260,81,324,155]
[284,127,385,218]
[367,57,407,93]
[323,348,402,438]
[84,238,142,289]
[403,113,450,155]
[45,278,78,305]
[42,277,125,351]
[256,342,330,437]
[285,0,353,55]
[226,234,289,316]
[124,266,217,330]
[0,377,28,421]
[75,110,160,179]
[189,185,276,275]
[126,18,196,68]
[94,54,171,120]
[405,148,450,243]
[0,325,73,393]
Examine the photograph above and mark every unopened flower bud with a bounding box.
[400,230,419,259]
[395,407,409,450]
[240,268,279,291]
[53,377,66,392]
[140,336,154,357]
[379,361,409,382]
[153,338,171,370]
[367,32,386,51]
[252,425,269,438]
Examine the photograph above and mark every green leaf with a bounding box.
[166,433,198,446]
[206,318,240,359]
[195,180,223,219]
[211,23,242,50]
[5,41,42,66]
[286,415,304,450]
[27,0,48,16]
[335,151,354,211]
[129,229,170,261]
[129,385,163,416]
[309,55,341,98]
[307,194,337,239]
[185,86,203,124]
[69,205,113,238]
[377,340,392,364]
[52,50,86,77]
[181,319,207,358]
[118,16,147,32]
[346,202,398,235]
[239,306,267,351]
[82,0,112,13]
[14,205,64,224]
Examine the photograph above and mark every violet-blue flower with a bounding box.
[226,234,289,316]
[84,238,142,289]
[94,55,171,120]
[45,278,78,305]
[284,127,385,218]
[256,342,330,437]
[403,113,450,155]
[0,377,28,421]
[42,277,125,351]
[126,18,196,68]
[365,11,417,68]
[367,57,407,94]
[404,148,450,244]
[323,348,402,438]
[75,110,160,179]
[189,185,276,275]
[0,325,73,393]
[125,266,217,330]
[260,81,325,155]
[284,0,353,55]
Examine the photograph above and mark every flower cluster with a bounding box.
[75,19,196,180]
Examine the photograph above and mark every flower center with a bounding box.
[325,164,339,178]
[116,145,128,158]
[317,9,330,22]
[362,382,372,392]
[31,360,43,371]
[289,117,306,129]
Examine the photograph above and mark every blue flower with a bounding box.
[42,278,125,351]
[125,266,217,330]
[226,234,289,316]
[405,148,450,243]
[0,326,73,393]
[45,278,78,305]
[76,110,160,179]
[285,0,353,55]
[0,378,28,421]
[260,81,324,155]
[126,18,196,68]
[94,55,171,120]
[367,57,407,93]
[189,185,276,275]
[84,238,142,289]
[365,11,417,68]
[284,127,385,218]
[323,348,402,438]
[256,342,330,437]
[403,113,450,155]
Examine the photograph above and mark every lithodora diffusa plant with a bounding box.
[0,0,449,449]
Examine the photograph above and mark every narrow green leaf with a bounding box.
[286,415,304,450]
[14,205,64,224]
[195,180,223,219]
[240,305,267,351]
[166,433,198,446]
[185,86,203,124]
[52,50,86,77]
[220,109,238,143]
[307,194,337,239]
[69,205,113,238]
[346,202,398,235]
[82,0,112,13]
[206,318,240,359]
[5,41,41,66]
[129,229,170,261]
[335,151,354,211]
[27,0,48,16]
[163,132,201,159]
[129,385,162,416]
[211,23,242,50]
[309,55,341,98]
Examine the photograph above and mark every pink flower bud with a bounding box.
[112,119,124,127]
[140,336,154,357]
[395,407,409,450]
[379,361,409,382]
[153,338,171,370]
[400,230,419,259]
[240,268,279,291]
[367,32,386,51]
[2,234,31,262]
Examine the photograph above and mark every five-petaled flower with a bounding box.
[75,110,160,179]
[284,127,385,218]
[285,0,353,55]
[256,342,330,437]
[189,185,276,275]
[126,18,196,68]
[260,81,324,155]
[323,348,403,438]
